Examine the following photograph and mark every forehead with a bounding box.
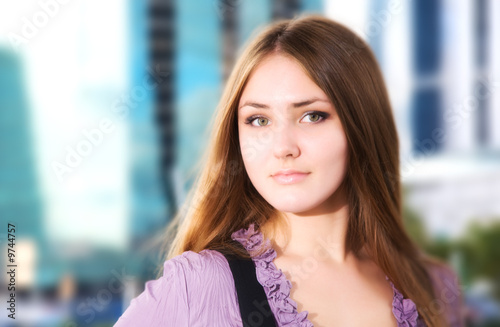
[238,54,328,105]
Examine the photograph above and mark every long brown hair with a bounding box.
[160,15,447,326]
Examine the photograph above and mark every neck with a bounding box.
[285,211,348,261]
[265,190,353,264]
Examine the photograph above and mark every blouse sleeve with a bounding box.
[427,262,467,327]
[113,249,242,327]
[113,256,190,327]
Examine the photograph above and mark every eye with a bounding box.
[244,115,270,127]
[302,111,329,123]
[243,111,329,127]
[303,113,321,123]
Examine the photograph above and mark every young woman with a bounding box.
[115,15,464,327]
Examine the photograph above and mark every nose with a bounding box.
[273,125,300,159]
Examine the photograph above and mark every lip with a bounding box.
[271,169,310,185]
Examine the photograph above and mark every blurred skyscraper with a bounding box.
[128,0,171,246]
[411,0,443,156]
[474,0,489,146]
[0,50,46,287]
[403,0,500,239]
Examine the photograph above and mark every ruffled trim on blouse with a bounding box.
[386,276,419,327]
[232,223,421,327]
[232,223,313,327]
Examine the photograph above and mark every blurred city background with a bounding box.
[0,0,499,326]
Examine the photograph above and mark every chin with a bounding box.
[268,199,320,214]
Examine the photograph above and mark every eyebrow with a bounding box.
[238,97,330,110]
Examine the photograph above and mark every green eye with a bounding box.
[303,111,328,123]
[308,114,320,122]
[256,117,269,126]
[244,111,328,127]
[244,115,270,126]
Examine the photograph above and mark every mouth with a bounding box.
[271,172,310,185]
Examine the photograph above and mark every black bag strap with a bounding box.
[221,240,277,327]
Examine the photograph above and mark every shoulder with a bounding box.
[115,249,240,326]
[425,260,466,327]
[164,248,232,278]
[163,249,238,295]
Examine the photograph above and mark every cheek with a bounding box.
[311,129,348,168]
[239,132,256,166]
[239,130,271,165]
[239,132,260,181]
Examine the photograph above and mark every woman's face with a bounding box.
[237,54,349,215]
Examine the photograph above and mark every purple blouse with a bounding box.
[114,224,464,327]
